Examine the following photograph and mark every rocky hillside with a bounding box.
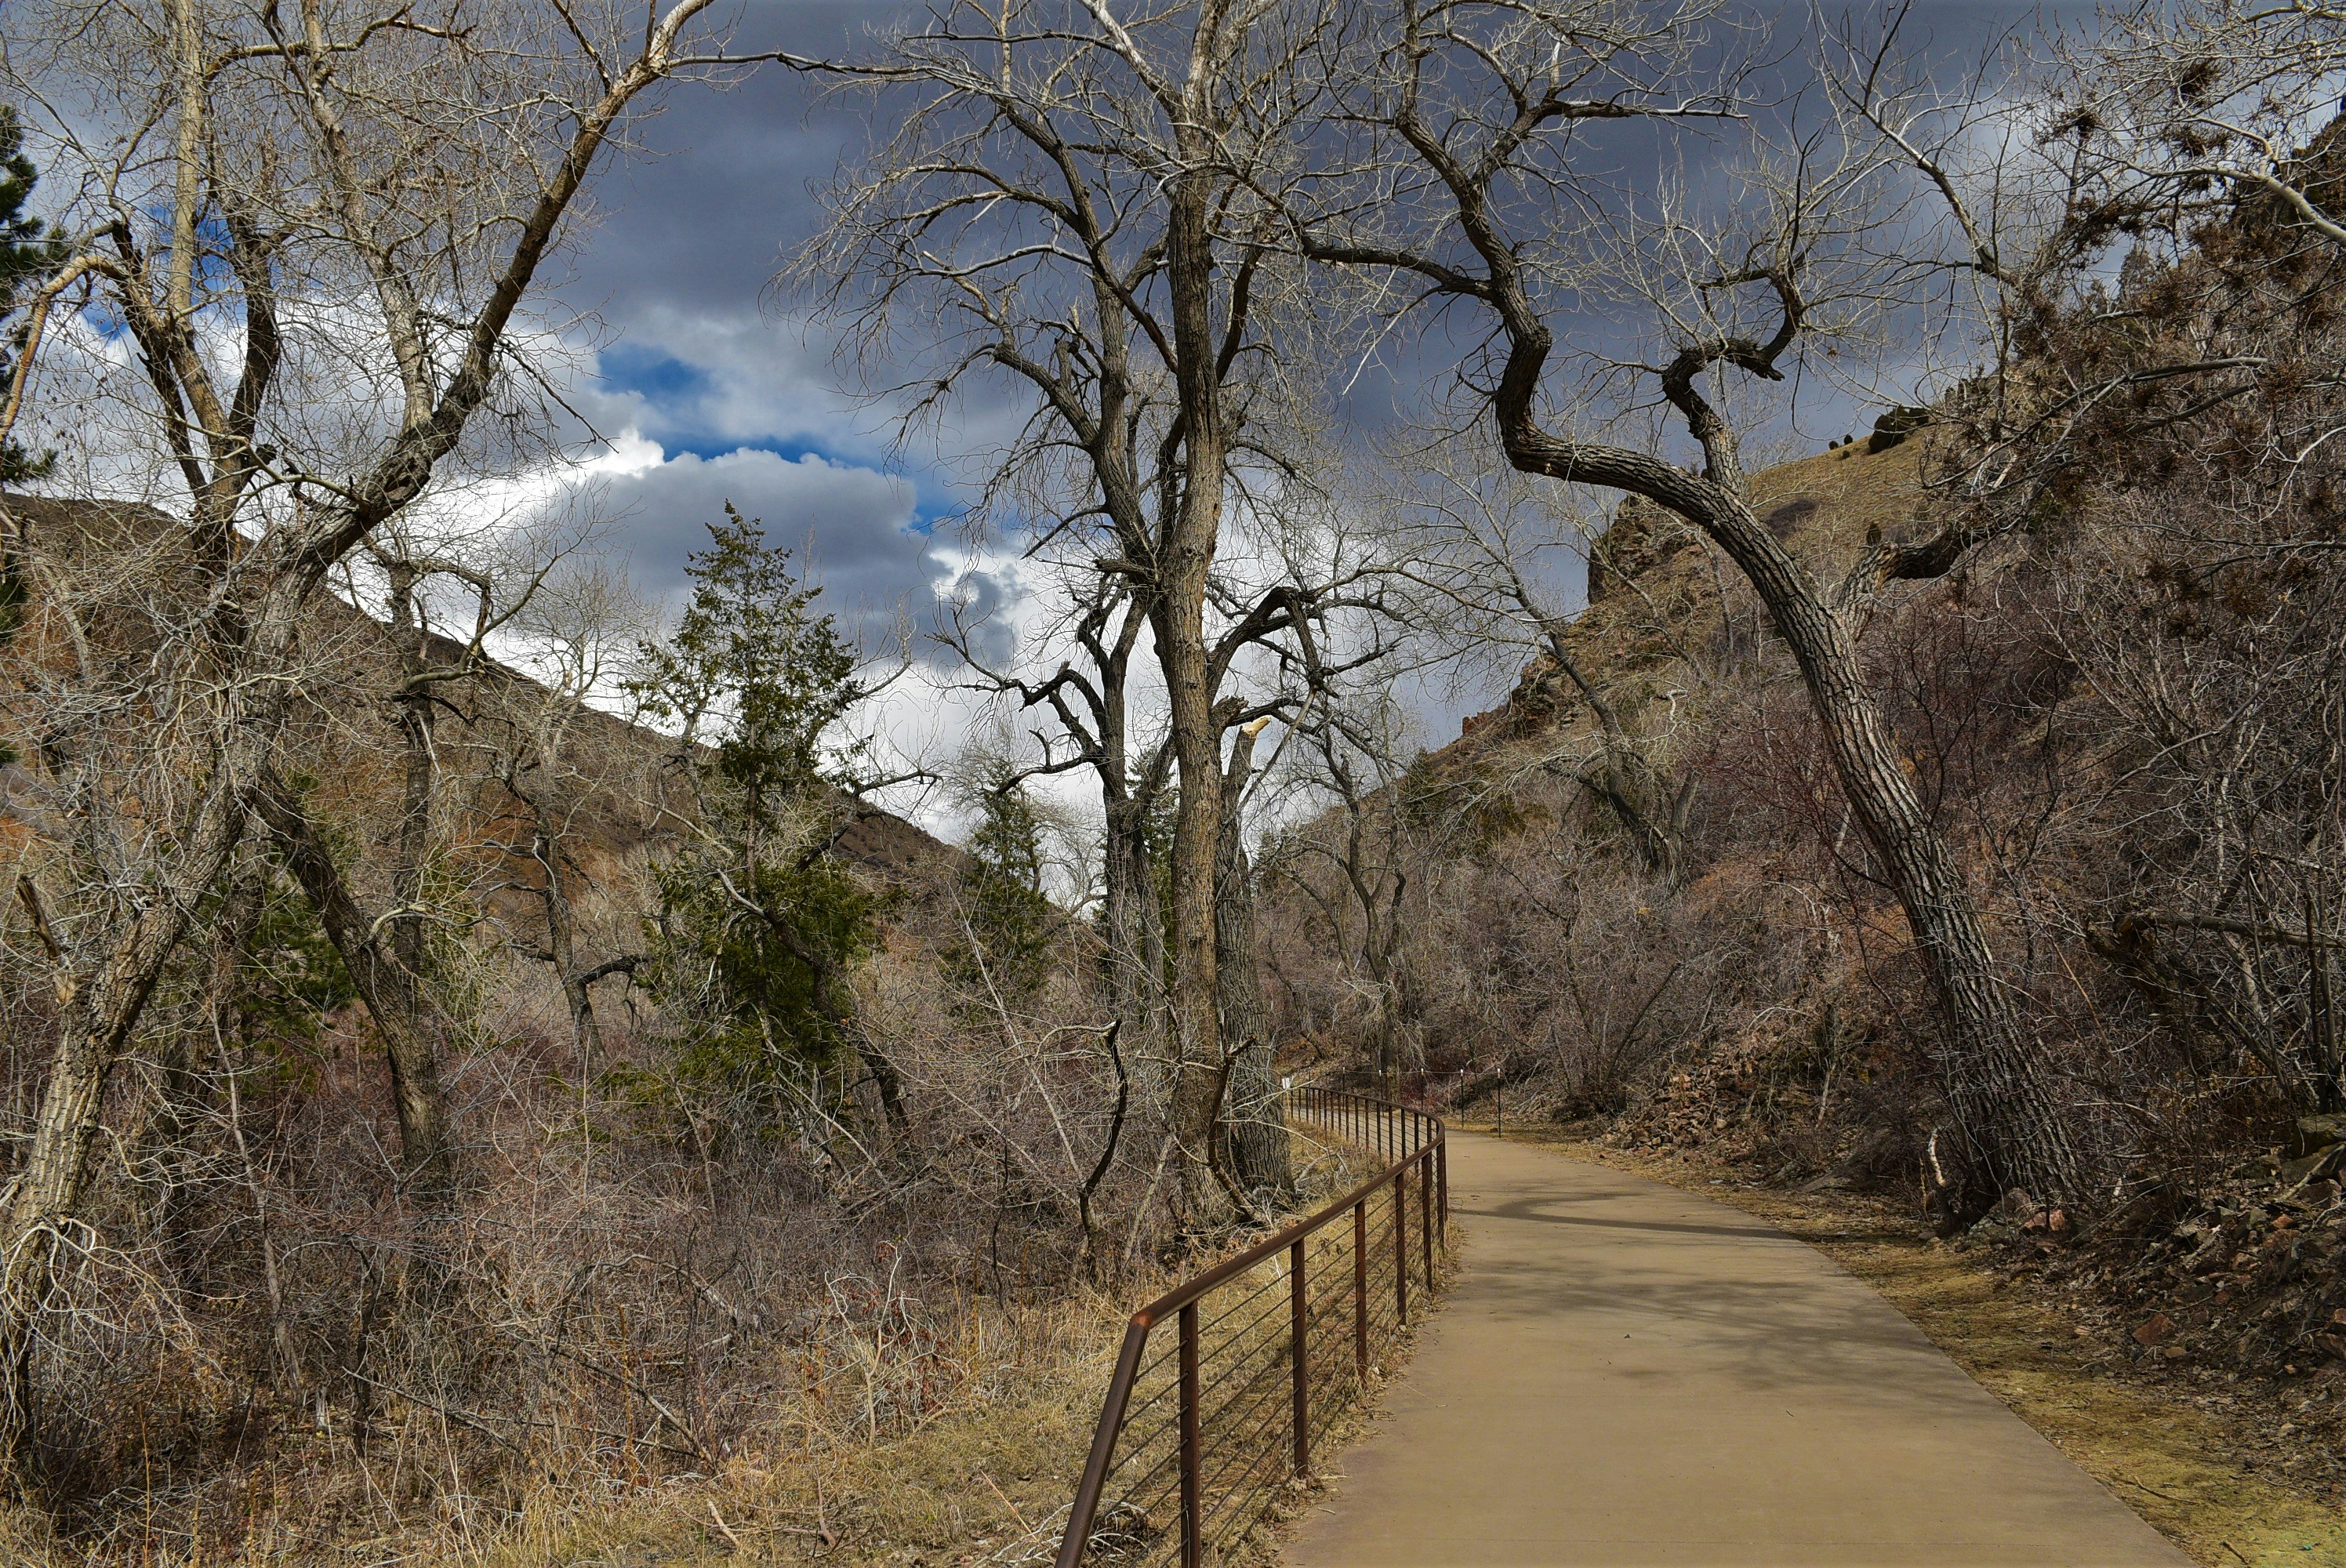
[1441,432,1930,769]
[0,493,958,956]
[1265,411,2346,1423]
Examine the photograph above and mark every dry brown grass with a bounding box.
[0,1270,1131,1568]
[0,1121,1418,1568]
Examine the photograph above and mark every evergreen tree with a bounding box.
[951,775,1056,1003]
[629,506,877,1097]
[0,103,64,485]
[0,100,59,768]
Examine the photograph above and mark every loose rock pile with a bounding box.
[2066,1116,2346,1381]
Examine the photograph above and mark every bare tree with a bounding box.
[2050,0,2346,256]
[1266,689,1423,1084]
[1382,445,1696,877]
[1295,0,2084,1208]
[0,0,789,1478]
[492,550,656,1070]
[791,0,1344,1223]
[947,574,1174,1091]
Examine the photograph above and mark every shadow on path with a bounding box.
[1281,1133,2192,1568]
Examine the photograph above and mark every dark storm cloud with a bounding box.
[547,0,2048,724]
[575,4,913,318]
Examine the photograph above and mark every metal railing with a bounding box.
[1055,1087,1448,1568]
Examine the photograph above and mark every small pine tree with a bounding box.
[628,506,877,1098]
[0,101,59,767]
[951,776,1056,1002]
[230,865,361,1054]
[0,103,65,485]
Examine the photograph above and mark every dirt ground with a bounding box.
[1486,1127,2346,1568]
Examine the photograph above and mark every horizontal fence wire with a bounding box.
[1056,1089,1451,1568]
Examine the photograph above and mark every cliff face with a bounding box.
[1425,437,1932,773]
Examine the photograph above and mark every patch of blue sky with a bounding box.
[82,303,133,342]
[594,347,966,537]
[598,342,710,403]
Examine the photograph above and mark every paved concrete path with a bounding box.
[1283,1133,2190,1567]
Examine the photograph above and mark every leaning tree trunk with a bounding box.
[1306,113,2083,1213]
[1498,415,2081,1208]
[1216,720,1291,1199]
[2,771,248,1486]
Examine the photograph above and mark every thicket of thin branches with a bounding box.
[1262,100,2346,1220]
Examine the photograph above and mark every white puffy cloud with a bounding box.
[594,306,883,459]
[581,442,952,655]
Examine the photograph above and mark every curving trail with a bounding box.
[1282,1132,2190,1568]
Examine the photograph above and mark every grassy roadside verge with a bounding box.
[1461,1123,2344,1568]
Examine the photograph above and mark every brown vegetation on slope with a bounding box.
[1266,384,2346,1515]
[0,494,1178,1562]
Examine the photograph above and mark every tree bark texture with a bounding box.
[1216,720,1291,1197]
[1498,411,2081,1203]
[1153,110,1234,1227]
[141,843,270,1287]
[1102,792,1168,1100]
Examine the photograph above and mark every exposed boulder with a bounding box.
[1868,405,1931,453]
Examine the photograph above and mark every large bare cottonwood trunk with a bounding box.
[1215,719,1290,1197]
[1151,96,1240,1228]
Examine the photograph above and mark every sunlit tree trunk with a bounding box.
[1216,720,1290,1197]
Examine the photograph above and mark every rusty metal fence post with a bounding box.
[1290,1238,1309,1478]
[1421,1151,1435,1288]
[1179,1301,1200,1568]
[1438,1135,1449,1240]
[1353,1197,1367,1377]
[1393,1168,1409,1327]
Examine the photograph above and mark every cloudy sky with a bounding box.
[85,0,2029,838]
[550,0,2038,670]
[550,5,957,623]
